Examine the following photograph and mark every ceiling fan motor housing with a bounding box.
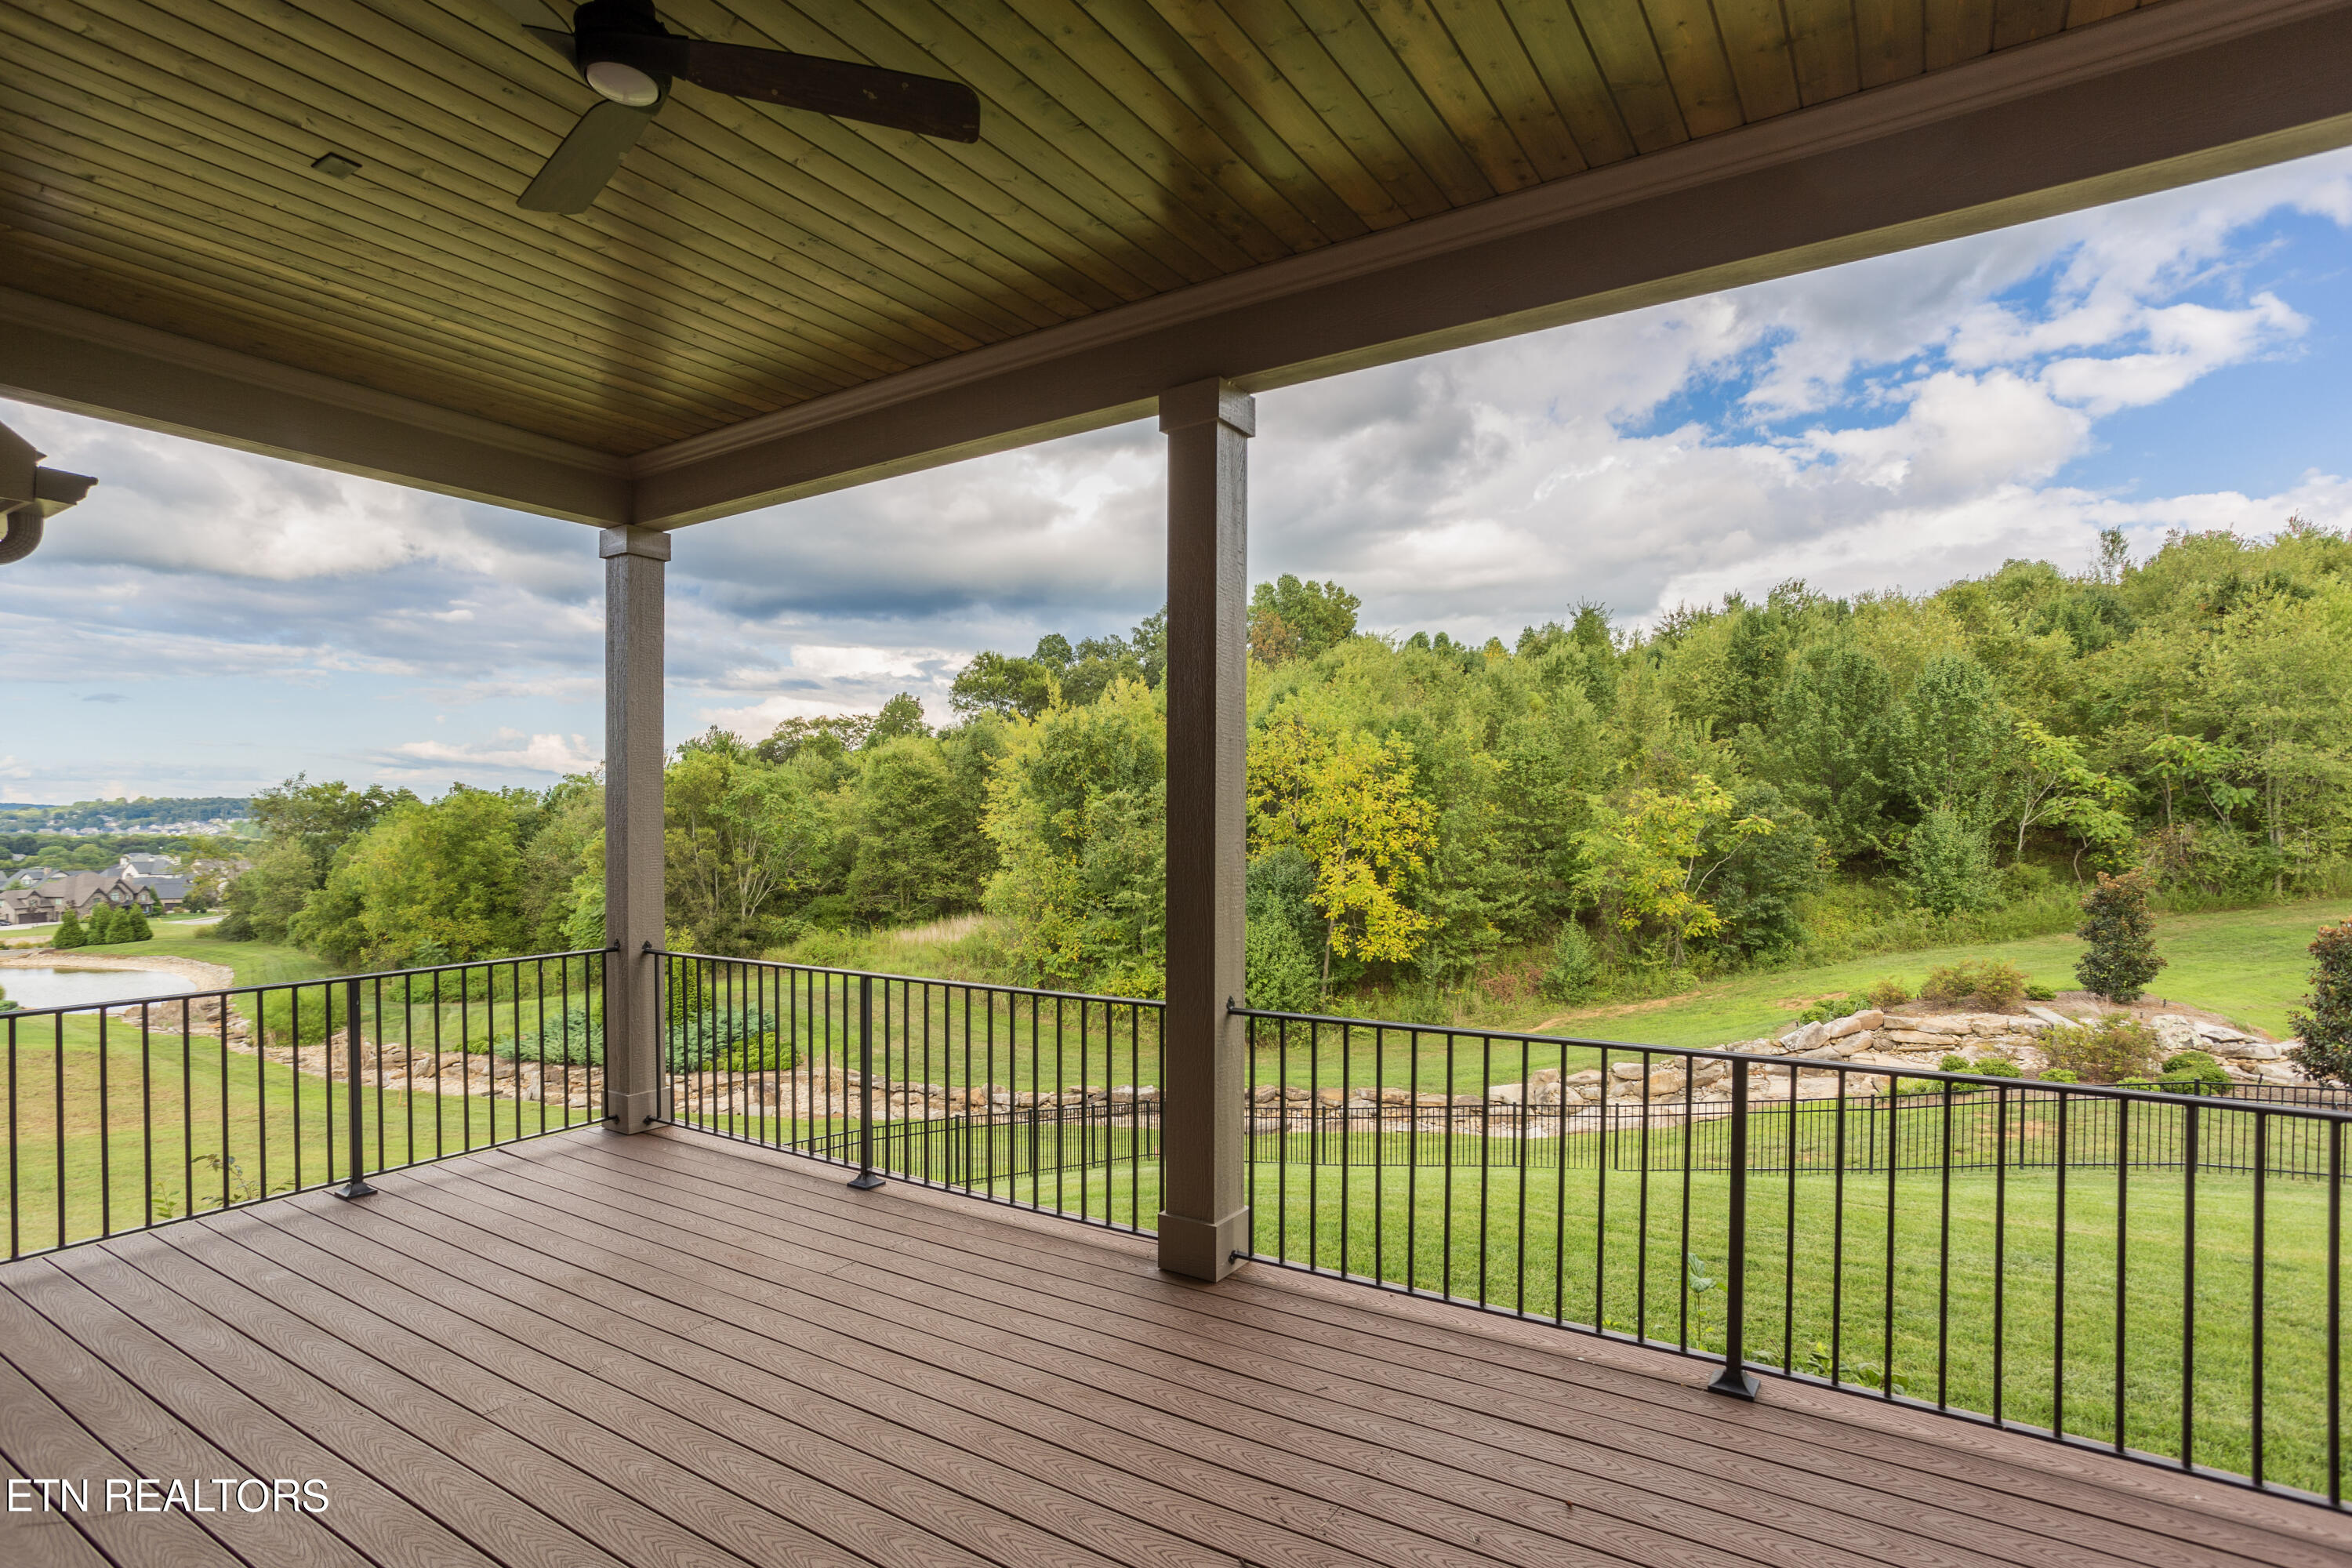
[572,0,670,106]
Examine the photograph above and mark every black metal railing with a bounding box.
[652,950,1162,1233]
[1238,1006,2352,1508]
[2,949,606,1259]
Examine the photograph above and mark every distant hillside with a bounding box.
[0,797,252,830]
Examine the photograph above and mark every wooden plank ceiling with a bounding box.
[1,0,2153,457]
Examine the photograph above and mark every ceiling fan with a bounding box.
[491,0,981,214]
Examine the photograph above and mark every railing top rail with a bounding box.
[649,947,1166,1011]
[1232,1004,2352,1123]
[0,946,612,1023]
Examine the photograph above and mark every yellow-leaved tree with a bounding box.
[1575,775,1773,968]
[1247,715,1436,986]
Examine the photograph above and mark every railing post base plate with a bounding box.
[332,1179,377,1202]
[848,1171,887,1191]
[1708,1367,1760,1400]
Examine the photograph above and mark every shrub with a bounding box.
[2288,922,2352,1089]
[492,1004,604,1067]
[2038,1068,2082,1084]
[54,909,86,949]
[2076,869,2165,1003]
[1795,992,1864,1025]
[212,909,256,941]
[1973,1058,2023,1078]
[666,1008,790,1072]
[87,906,119,944]
[1920,959,2027,1013]
[2024,982,2056,1002]
[2040,1017,2159,1083]
[1246,911,1322,1014]
[1901,808,1998,916]
[1939,1054,1970,1073]
[1863,978,1911,1010]
[1542,923,1602,1004]
[2122,1049,2234,1095]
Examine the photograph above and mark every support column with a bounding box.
[602,524,669,1134]
[1156,377,1254,1281]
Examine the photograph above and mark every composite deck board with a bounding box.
[637,1132,2352,1568]
[572,1134,2284,1568]
[0,1126,2342,1568]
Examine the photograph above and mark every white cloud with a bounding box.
[391,730,599,775]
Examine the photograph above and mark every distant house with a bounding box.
[0,872,169,926]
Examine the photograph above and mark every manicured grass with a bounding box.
[1529,896,2351,1050]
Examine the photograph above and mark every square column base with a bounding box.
[604,1088,659,1134]
[1156,1207,1252,1281]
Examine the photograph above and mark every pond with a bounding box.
[0,966,201,1011]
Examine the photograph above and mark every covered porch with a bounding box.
[5,1124,2340,1568]
[9,0,2352,1559]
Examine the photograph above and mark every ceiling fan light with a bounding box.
[584,59,661,106]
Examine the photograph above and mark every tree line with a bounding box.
[223,521,2352,1011]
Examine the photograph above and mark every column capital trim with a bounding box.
[1158,378,1256,437]
[600,524,673,561]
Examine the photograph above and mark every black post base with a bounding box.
[332,1178,378,1201]
[847,1171,887,1191]
[1707,1366,1760,1400]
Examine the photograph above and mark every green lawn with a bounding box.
[1526,896,2350,1050]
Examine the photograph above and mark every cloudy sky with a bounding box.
[8,145,2352,804]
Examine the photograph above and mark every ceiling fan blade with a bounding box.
[673,42,979,141]
[521,24,577,65]
[518,100,655,212]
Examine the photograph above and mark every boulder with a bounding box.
[2025,1005,2077,1030]
[1823,1009,1883,1039]
[1778,1020,1831,1054]
[1610,1061,1647,1080]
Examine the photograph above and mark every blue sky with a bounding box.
[7,146,2352,804]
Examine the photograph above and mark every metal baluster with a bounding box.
[336,977,374,1200]
[1708,1062,1758,1399]
[850,973,883,1191]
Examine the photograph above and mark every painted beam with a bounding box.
[631,0,2352,525]
[0,289,630,525]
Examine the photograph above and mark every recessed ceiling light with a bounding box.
[311,152,362,179]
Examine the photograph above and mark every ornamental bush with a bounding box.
[2075,869,2165,1003]
[53,909,86,949]
[1920,959,2027,1013]
[2288,922,2352,1089]
[1542,922,1602,1004]
[2040,1016,2160,1083]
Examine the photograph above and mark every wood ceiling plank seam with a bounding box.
[1349,0,1545,191]
[1566,0,1692,154]
[0,227,689,448]
[616,101,1109,329]
[0,20,879,405]
[1,107,800,423]
[0,13,889,404]
[2064,0,2141,24]
[1483,0,1641,169]
[1009,0,1368,246]
[215,0,1018,354]
[25,0,954,376]
[1780,0,1864,103]
[1991,0,2071,49]
[1850,0,1925,86]
[0,204,702,452]
[1706,0,1806,120]
[437,1,1094,332]
[779,0,1261,281]
[1199,0,1459,222]
[579,100,1034,347]
[979,0,1347,252]
[1923,0,1997,69]
[1637,0,1750,137]
[1413,0,1593,182]
[0,62,854,403]
[1076,0,1386,238]
[1279,0,1501,207]
[666,0,1203,296]
[853,0,1294,271]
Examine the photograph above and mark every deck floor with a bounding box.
[3,1127,2347,1568]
